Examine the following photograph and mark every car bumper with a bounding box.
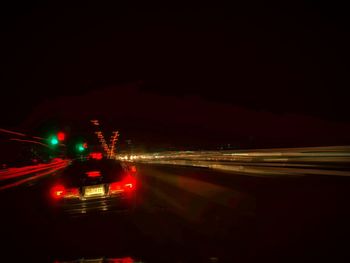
[54,193,134,215]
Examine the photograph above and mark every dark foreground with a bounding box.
[0,164,349,262]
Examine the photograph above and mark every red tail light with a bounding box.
[51,185,79,199]
[124,183,133,189]
[123,174,136,192]
[65,187,80,198]
[109,175,136,194]
[109,182,123,194]
[51,185,66,199]
[123,175,136,192]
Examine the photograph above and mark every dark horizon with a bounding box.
[8,83,350,151]
[1,2,350,148]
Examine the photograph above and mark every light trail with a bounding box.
[0,128,26,137]
[0,164,67,191]
[0,159,69,190]
[0,160,68,180]
[9,138,50,148]
[116,146,350,177]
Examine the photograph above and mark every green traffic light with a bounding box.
[50,137,59,145]
[77,145,85,152]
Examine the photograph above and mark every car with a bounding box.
[48,158,138,216]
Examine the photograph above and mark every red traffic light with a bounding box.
[57,132,65,141]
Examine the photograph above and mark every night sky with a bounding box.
[1,2,350,149]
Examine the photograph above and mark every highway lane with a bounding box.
[0,163,349,262]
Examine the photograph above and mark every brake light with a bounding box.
[123,175,136,191]
[51,185,66,199]
[109,182,123,194]
[86,170,101,177]
[109,175,136,194]
[50,185,79,199]
[65,187,80,198]
[124,183,133,189]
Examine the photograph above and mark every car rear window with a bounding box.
[61,159,125,186]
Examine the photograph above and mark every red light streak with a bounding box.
[0,162,68,191]
[9,138,50,148]
[0,159,69,180]
[32,136,45,140]
[0,128,26,137]
[0,159,69,191]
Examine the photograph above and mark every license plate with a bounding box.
[84,185,105,197]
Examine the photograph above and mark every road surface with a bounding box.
[0,163,349,262]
